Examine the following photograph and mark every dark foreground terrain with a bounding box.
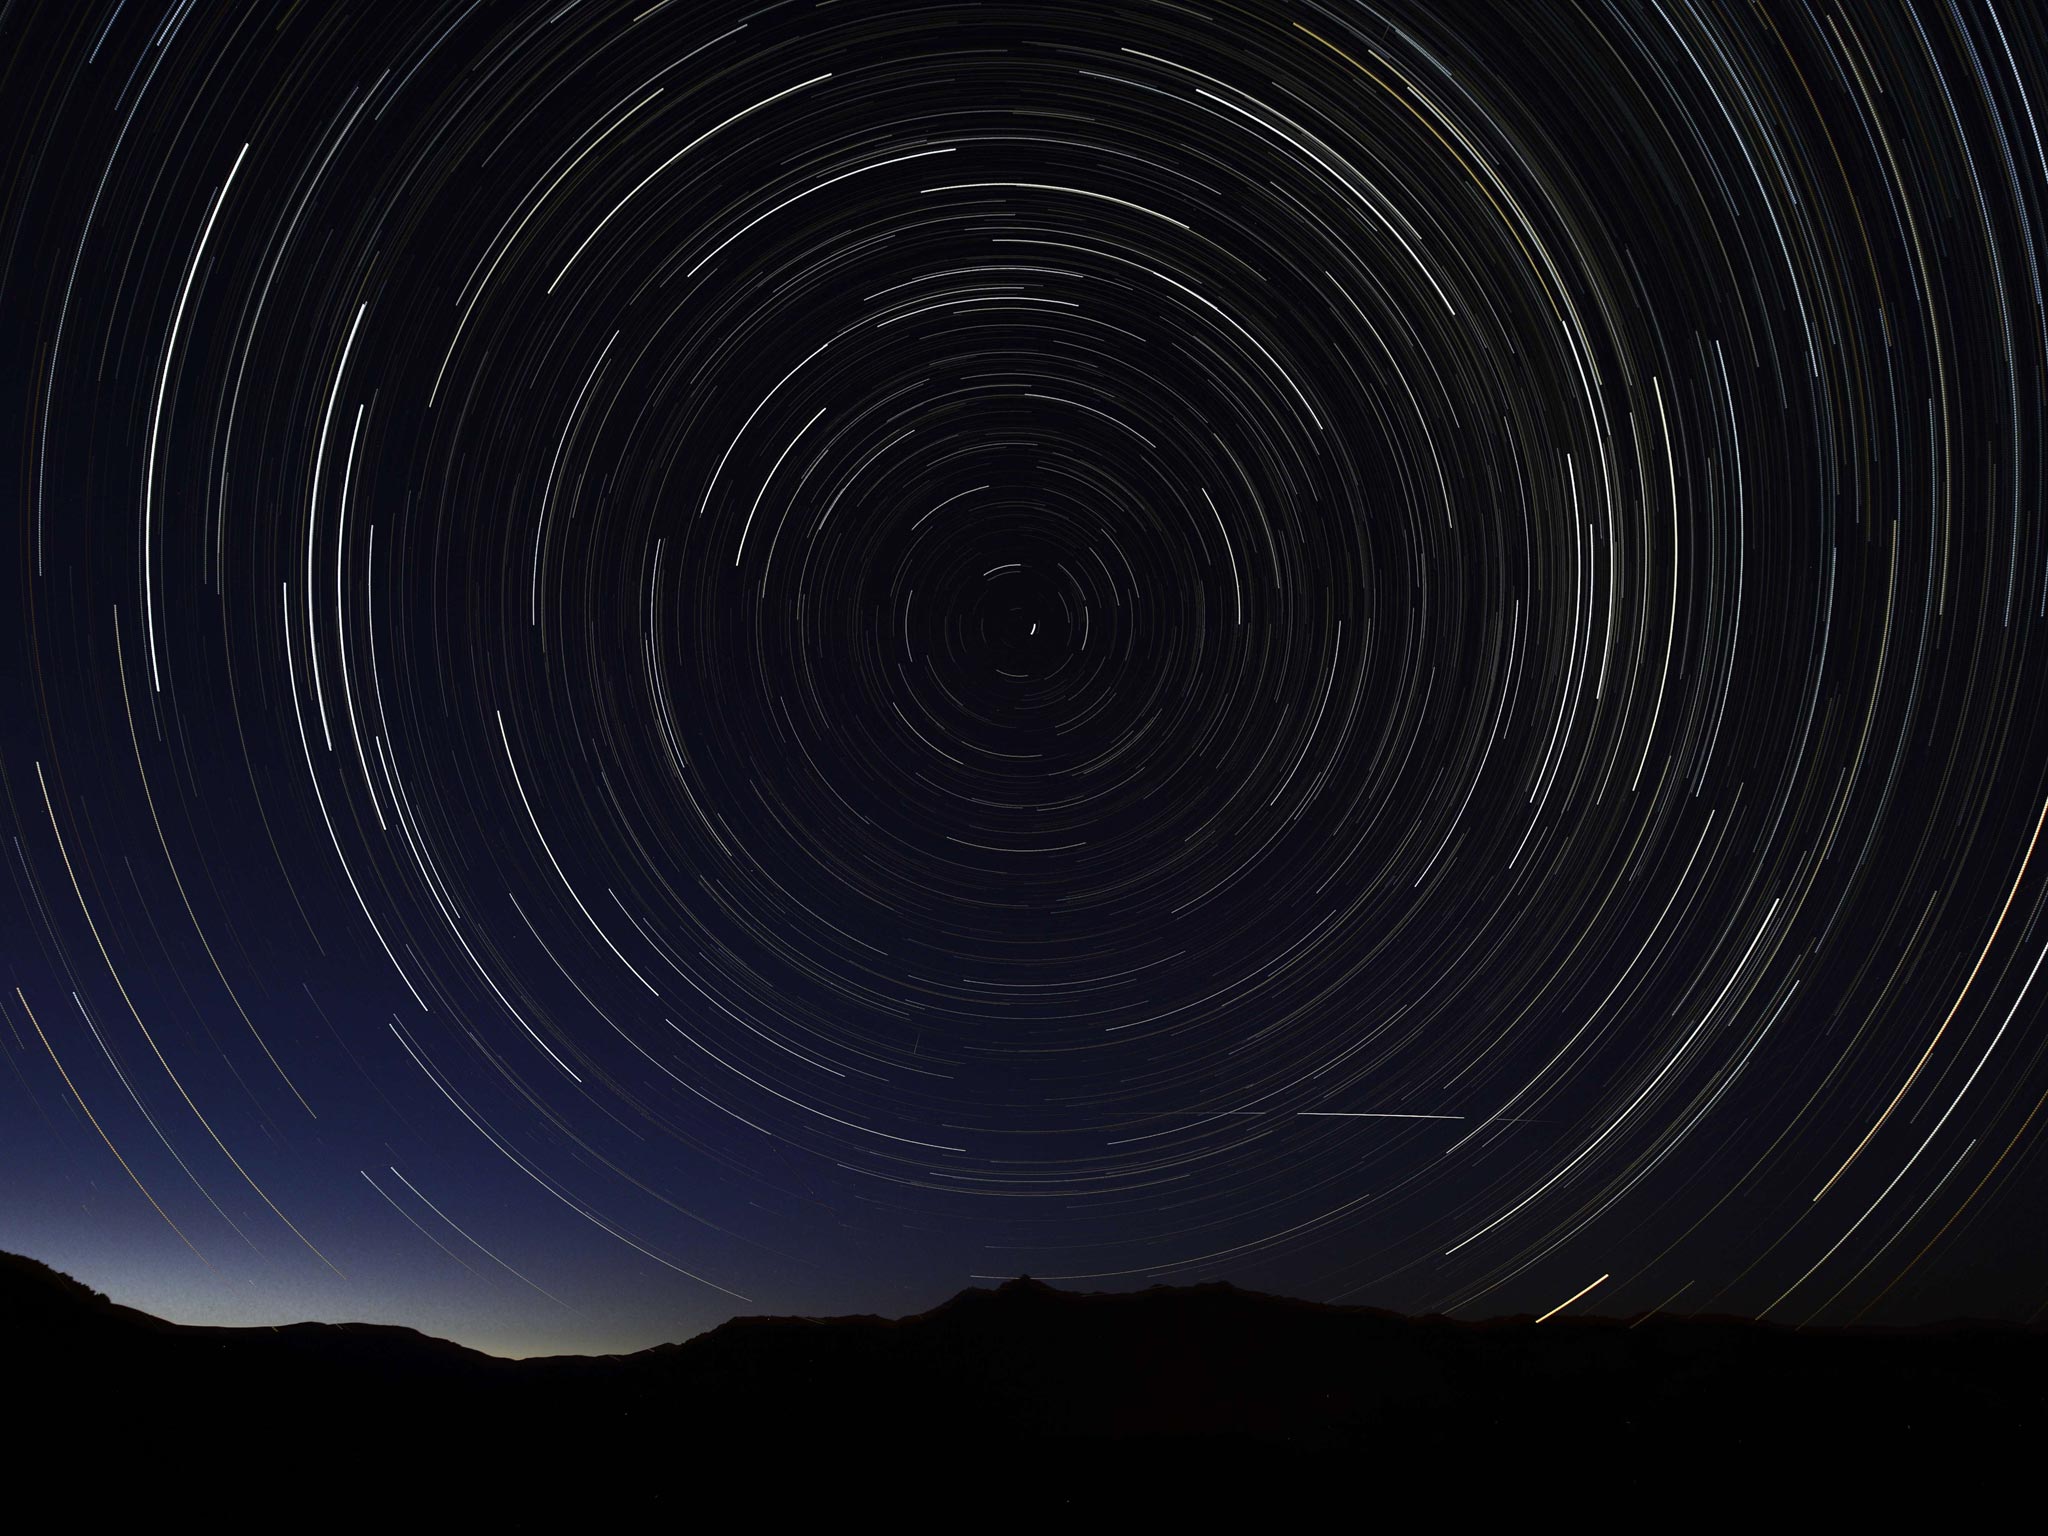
[7,1249,2040,1512]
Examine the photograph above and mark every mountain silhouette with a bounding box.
[8,1249,2040,1510]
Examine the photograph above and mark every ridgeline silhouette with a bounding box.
[8,1249,2040,1502]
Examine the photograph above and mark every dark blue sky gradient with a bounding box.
[6,0,2048,1356]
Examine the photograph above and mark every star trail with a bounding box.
[4,0,2048,1357]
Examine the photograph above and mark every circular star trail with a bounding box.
[5,0,2048,1349]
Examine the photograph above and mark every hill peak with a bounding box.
[992,1273,1058,1297]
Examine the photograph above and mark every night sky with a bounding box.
[5,0,2048,1360]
